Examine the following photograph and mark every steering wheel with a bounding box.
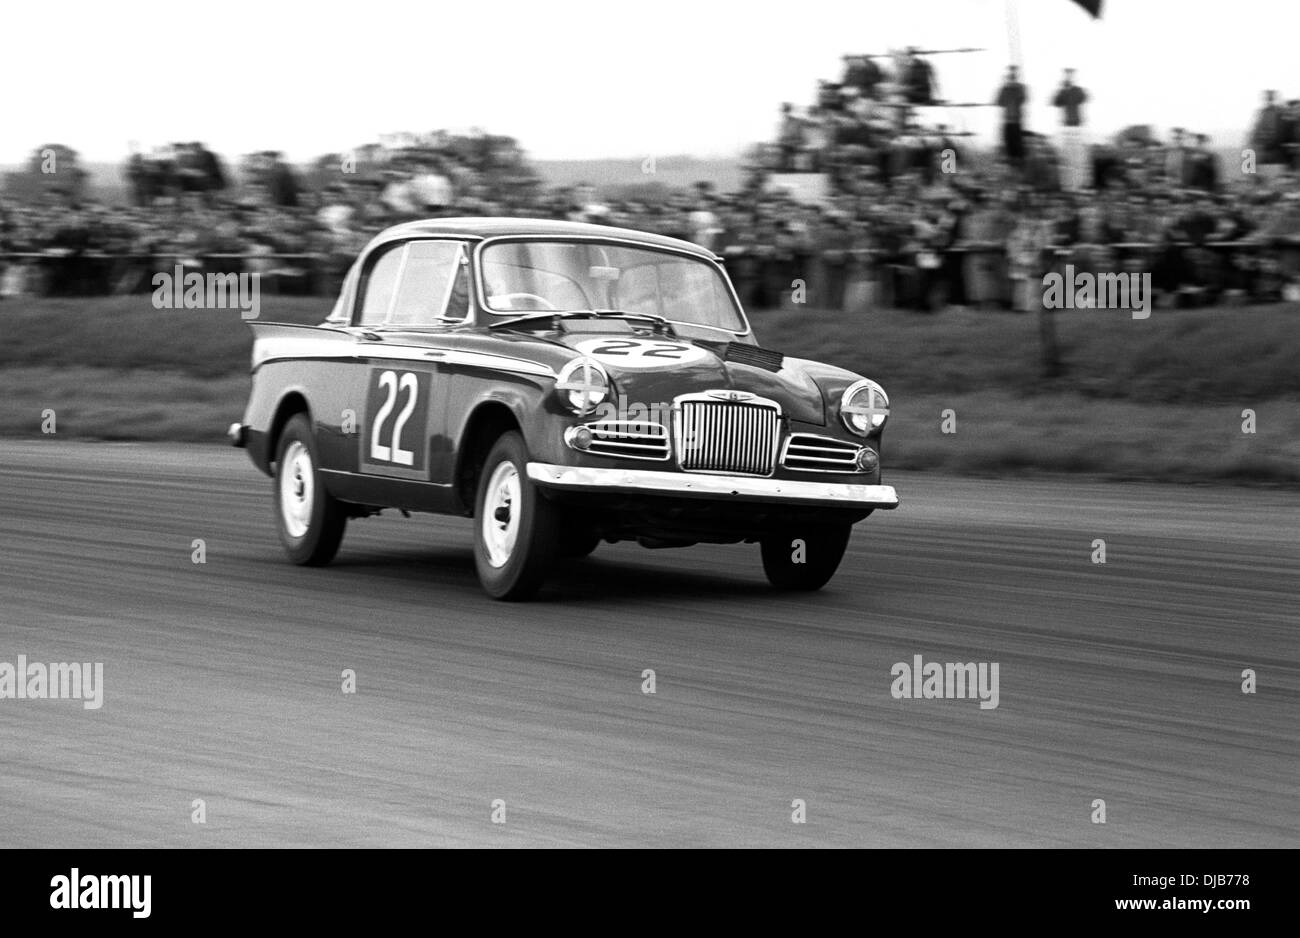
[489,292,557,312]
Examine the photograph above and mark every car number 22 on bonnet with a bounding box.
[229,217,898,600]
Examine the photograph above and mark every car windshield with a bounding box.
[480,240,746,333]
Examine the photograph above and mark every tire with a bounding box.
[473,431,562,600]
[274,413,347,566]
[760,524,851,591]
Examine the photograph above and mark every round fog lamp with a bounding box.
[565,426,594,450]
[856,447,879,472]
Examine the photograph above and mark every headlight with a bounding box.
[840,379,889,435]
[555,357,610,415]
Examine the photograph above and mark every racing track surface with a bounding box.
[0,441,1295,847]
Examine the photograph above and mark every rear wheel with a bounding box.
[474,431,562,600]
[760,524,851,591]
[274,414,347,566]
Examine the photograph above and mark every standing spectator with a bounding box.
[1189,134,1220,191]
[811,211,852,309]
[1165,129,1194,186]
[841,54,884,100]
[776,103,804,172]
[1250,90,1286,178]
[1283,100,1300,171]
[194,143,228,201]
[124,141,156,208]
[687,193,722,252]
[963,189,1014,308]
[1051,68,1089,190]
[801,106,833,171]
[901,48,938,106]
[995,66,1028,169]
[263,152,301,208]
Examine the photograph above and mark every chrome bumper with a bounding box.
[526,463,898,509]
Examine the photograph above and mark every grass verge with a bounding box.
[0,297,1294,484]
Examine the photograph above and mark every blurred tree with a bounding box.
[5,144,89,200]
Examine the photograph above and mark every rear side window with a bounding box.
[356,240,470,327]
[357,246,403,326]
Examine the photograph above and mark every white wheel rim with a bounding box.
[482,460,522,568]
[279,441,314,539]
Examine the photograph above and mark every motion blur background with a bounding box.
[0,0,1296,854]
[1,0,1297,482]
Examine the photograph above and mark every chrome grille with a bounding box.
[782,434,861,472]
[676,397,780,476]
[583,421,670,460]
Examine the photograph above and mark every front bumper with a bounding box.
[526,463,898,510]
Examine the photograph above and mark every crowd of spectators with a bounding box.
[744,55,1300,310]
[5,68,1300,311]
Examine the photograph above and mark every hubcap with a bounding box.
[279,441,314,539]
[481,460,522,568]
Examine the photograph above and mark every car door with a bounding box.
[343,239,470,500]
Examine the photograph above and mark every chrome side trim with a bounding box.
[360,344,555,377]
[252,335,555,378]
[526,463,899,509]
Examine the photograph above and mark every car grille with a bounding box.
[584,421,670,460]
[782,434,861,472]
[676,399,780,476]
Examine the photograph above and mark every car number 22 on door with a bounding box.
[363,368,430,472]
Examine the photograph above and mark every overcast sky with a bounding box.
[3,0,1293,164]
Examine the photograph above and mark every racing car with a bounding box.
[230,218,897,599]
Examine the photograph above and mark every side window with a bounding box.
[356,241,470,327]
[389,241,467,326]
[356,246,403,326]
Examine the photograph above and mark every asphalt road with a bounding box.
[0,441,1295,847]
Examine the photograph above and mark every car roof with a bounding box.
[368,217,719,260]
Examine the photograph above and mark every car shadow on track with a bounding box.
[323,544,764,604]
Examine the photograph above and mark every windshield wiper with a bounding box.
[590,309,675,333]
[489,310,675,334]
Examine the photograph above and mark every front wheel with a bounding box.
[759,524,851,591]
[274,413,347,566]
[473,431,562,600]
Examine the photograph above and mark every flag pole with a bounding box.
[1005,0,1022,68]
